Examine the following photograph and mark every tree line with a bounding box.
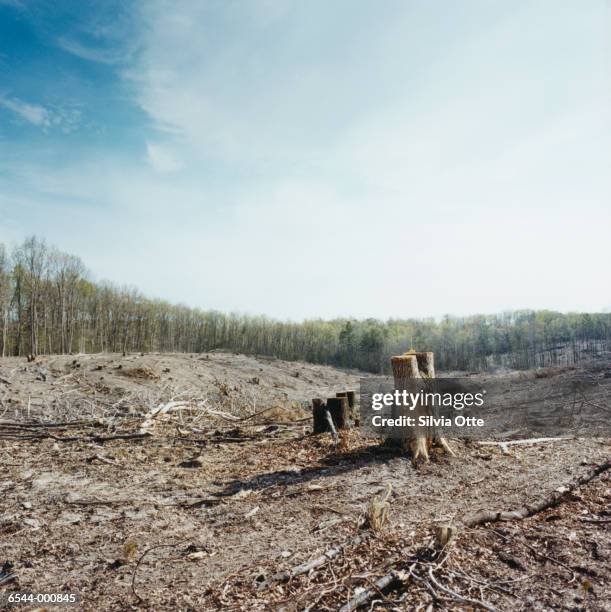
[0,237,608,372]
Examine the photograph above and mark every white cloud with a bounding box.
[0,96,83,133]
[57,37,129,65]
[145,143,182,173]
[0,96,51,127]
[0,0,24,8]
[2,1,610,319]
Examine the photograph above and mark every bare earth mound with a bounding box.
[0,353,609,611]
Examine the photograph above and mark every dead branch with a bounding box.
[0,419,104,429]
[15,431,152,443]
[87,453,119,466]
[464,459,611,527]
[477,437,573,447]
[340,569,407,612]
[260,534,369,589]
[578,517,611,524]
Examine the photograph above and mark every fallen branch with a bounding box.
[65,497,134,506]
[260,534,369,589]
[51,431,151,443]
[0,419,103,429]
[341,560,496,612]
[88,453,119,466]
[340,569,407,612]
[0,431,152,443]
[464,459,611,527]
[477,437,573,447]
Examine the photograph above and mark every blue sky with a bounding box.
[0,0,609,319]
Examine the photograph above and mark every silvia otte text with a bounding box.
[371,415,484,427]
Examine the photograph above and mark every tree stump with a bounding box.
[336,390,358,423]
[390,351,455,463]
[336,390,356,410]
[326,396,349,430]
[405,350,435,378]
[312,398,328,434]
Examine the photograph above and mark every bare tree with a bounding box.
[0,237,607,368]
[0,244,11,357]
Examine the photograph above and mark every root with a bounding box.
[409,435,456,464]
[410,436,430,463]
[435,435,456,456]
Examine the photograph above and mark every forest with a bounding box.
[0,236,608,373]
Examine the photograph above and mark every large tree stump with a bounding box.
[406,350,435,378]
[390,351,455,462]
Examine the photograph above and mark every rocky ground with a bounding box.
[0,352,609,611]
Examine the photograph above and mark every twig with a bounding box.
[261,534,369,589]
[131,540,188,603]
[340,568,411,612]
[578,517,611,524]
[489,528,576,578]
[427,566,497,611]
[477,437,573,447]
[88,453,119,466]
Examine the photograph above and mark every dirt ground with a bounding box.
[1,352,609,611]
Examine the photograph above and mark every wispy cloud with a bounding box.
[0,95,83,133]
[0,0,25,9]
[57,36,130,65]
[0,96,51,127]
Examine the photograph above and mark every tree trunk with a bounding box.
[1,308,7,357]
[390,351,455,462]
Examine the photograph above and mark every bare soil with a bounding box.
[0,352,609,611]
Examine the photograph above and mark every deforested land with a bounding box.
[0,237,610,611]
[1,350,610,611]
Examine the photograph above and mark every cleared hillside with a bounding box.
[0,353,609,611]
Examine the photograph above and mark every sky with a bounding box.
[0,0,609,320]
